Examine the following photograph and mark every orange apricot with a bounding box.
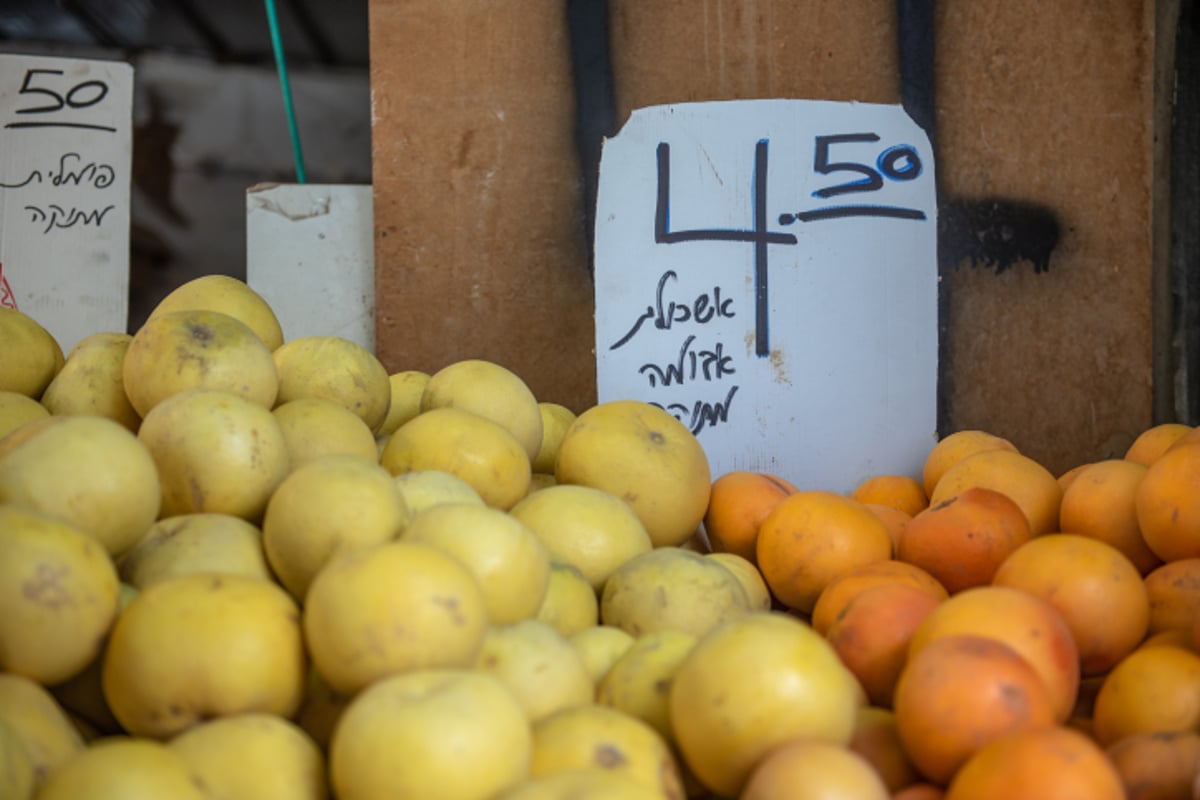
[1059,458,1162,575]
[895,488,1032,593]
[1144,558,1200,636]
[703,471,796,564]
[921,430,1018,498]
[1164,424,1200,454]
[908,586,1080,722]
[1135,443,1200,561]
[827,583,942,708]
[893,634,1057,786]
[1125,422,1194,466]
[944,725,1124,800]
[852,475,928,517]
[756,491,892,613]
[992,533,1150,675]
[928,449,1061,536]
[811,561,948,637]
[1092,645,1200,746]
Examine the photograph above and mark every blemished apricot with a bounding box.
[893,634,1057,786]
[928,448,1061,536]
[827,583,942,707]
[907,586,1080,723]
[895,488,1032,594]
[992,534,1149,676]
[756,491,892,613]
[1135,443,1200,561]
[1143,558,1200,636]
[811,560,947,637]
[944,725,1124,800]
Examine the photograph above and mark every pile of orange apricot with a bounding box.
[703,423,1200,799]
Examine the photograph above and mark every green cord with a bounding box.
[264,0,307,183]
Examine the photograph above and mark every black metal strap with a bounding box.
[566,0,617,278]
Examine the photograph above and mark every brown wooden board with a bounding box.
[607,0,901,113]
[369,0,1167,475]
[934,0,1158,474]
[368,0,596,412]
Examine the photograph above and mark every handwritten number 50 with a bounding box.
[17,69,109,115]
[812,133,921,199]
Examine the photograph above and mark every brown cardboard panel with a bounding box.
[608,0,1159,475]
[609,0,901,119]
[367,0,1162,476]
[936,0,1157,474]
[368,1,596,411]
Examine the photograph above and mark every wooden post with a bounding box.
[935,0,1159,473]
[368,0,596,411]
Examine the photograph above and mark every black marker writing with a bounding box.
[5,69,114,131]
[1,153,115,190]
[656,140,796,357]
[610,269,736,350]
[652,385,739,435]
[50,153,115,188]
[0,171,40,189]
[638,334,735,388]
[653,135,927,356]
[25,204,115,234]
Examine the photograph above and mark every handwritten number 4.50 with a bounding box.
[655,134,925,356]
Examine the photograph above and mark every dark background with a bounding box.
[1,0,369,70]
[1,0,373,328]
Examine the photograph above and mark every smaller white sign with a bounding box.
[594,100,938,493]
[0,55,133,354]
[246,183,375,352]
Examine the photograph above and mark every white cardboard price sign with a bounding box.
[246,183,375,353]
[0,55,133,354]
[595,100,937,493]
